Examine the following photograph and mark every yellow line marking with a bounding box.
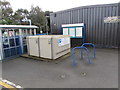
[0,81,18,90]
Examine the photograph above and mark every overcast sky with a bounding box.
[7,0,119,12]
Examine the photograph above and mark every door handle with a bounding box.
[36,40,38,44]
[48,39,51,44]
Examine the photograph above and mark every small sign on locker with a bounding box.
[58,38,70,46]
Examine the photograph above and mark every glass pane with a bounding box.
[23,37,26,45]
[15,30,19,36]
[8,30,14,37]
[10,48,16,56]
[23,45,27,53]
[4,49,10,58]
[16,47,21,54]
[2,30,8,37]
[9,39,15,47]
[22,30,26,36]
[69,28,75,37]
[27,30,30,35]
[15,38,19,46]
[3,38,9,48]
[76,27,82,37]
[63,28,69,35]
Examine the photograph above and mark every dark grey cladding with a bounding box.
[50,3,119,48]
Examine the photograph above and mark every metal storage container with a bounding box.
[27,35,71,59]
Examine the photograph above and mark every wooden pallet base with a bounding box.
[21,53,71,63]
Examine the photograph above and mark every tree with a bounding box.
[45,11,53,33]
[0,0,53,34]
[0,0,30,25]
[13,9,29,25]
[29,5,46,32]
[0,0,13,24]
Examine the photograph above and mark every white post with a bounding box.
[0,29,3,60]
[34,29,36,35]
[30,29,32,35]
[19,29,23,54]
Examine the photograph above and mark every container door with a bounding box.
[39,38,52,59]
[28,38,39,57]
[0,30,3,60]
[0,48,2,60]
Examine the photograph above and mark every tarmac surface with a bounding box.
[2,48,118,88]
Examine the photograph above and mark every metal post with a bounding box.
[29,20,31,26]
[19,29,23,54]
[0,29,3,60]
[82,43,96,59]
[72,46,92,65]
[80,48,83,59]
[72,48,77,66]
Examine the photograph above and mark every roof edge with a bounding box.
[0,25,39,29]
[50,3,119,15]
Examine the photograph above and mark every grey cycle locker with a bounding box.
[50,3,119,48]
[27,35,71,59]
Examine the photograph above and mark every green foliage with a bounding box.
[29,6,46,31]
[0,0,53,33]
[13,9,30,24]
[0,0,13,24]
[45,11,53,33]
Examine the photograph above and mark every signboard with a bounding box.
[62,23,84,38]
[76,27,82,37]
[104,16,120,23]
[63,28,69,35]
[58,38,70,46]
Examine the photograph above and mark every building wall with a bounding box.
[50,3,119,48]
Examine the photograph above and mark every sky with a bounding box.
[7,0,119,12]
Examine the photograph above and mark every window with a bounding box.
[2,30,8,37]
[15,30,19,36]
[8,30,14,37]
[3,38,9,48]
[23,37,26,45]
[22,29,27,36]
[9,39,15,47]
[15,38,19,46]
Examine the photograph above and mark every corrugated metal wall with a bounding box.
[50,3,119,48]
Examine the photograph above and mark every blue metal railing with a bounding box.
[72,43,96,65]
